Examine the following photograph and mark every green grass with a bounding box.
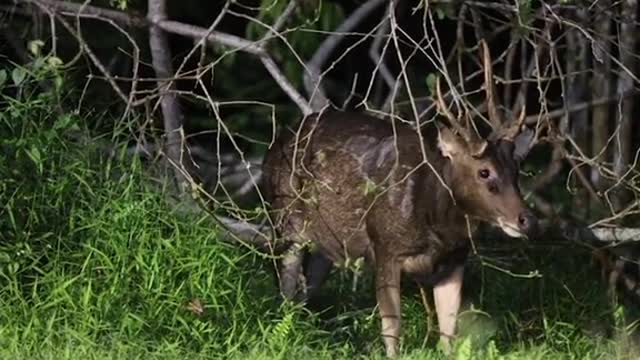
[1,65,639,359]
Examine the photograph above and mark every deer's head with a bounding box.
[435,41,537,238]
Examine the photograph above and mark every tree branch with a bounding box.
[147,0,193,191]
[24,0,147,26]
[156,20,264,55]
[303,0,387,111]
[16,0,312,115]
[523,89,638,125]
[367,8,394,108]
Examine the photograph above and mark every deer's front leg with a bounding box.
[376,259,402,358]
[433,264,464,351]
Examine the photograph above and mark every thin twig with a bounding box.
[303,0,387,111]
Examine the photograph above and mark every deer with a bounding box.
[261,41,537,357]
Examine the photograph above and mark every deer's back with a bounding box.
[262,111,458,266]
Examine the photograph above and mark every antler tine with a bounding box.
[480,40,504,128]
[488,102,529,143]
[501,104,528,141]
[435,76,470,141]
[516,104,527,127]
[480,39,532,143]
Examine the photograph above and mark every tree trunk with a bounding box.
[590,1,612,197]
[567,10,590,217]
[147,0,193,192]
[612,0,637,211]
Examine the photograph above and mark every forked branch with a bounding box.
[303,0,387,111]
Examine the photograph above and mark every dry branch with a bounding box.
[15,0,312,115]
[22,0,147,26]
[214,216,273,250]
[303,0,387,111]
[147,0,191,191]
[523,90,638,125]
[46,10,130,104]
[367,6,395,109]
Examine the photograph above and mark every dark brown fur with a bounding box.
[262,110,535,356]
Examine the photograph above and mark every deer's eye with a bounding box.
[478,169,491,179]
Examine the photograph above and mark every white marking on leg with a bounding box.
[433,265,464,350]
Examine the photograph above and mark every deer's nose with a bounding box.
[517,211,536,234]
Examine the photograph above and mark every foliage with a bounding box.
[0,61,326,359]
[110,0,130,10]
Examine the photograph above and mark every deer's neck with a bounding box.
[421,153,477,235]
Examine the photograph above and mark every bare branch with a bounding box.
[367,7,395,108]
[264,0,297,40]
[147,0,193,191]
[48,9,129,104]
[157,19,264,55]
[17,0,312,115]
[24,0,147,26]
[261,55,312,114]
[303,0,387,111]
[523,89,638,125]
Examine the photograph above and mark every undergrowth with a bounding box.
[0,61,638,359]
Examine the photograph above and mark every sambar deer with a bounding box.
[262,42,537,357]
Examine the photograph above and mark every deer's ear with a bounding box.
[437,127,466,159]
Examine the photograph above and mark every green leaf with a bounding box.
[54,75,64,90]
[12,67,27,86]
[28,40,45,57]
[455,336,473,360]
[485,340,501,359]
[47,56,64,69]
[0,69,7,88]
[517,0,534,26]
[426,73,437,95]
[362,178,379,196]
[54,114,76,130]
[33,57,46,71]
[110,0,128,10]
[25,146,43,175]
